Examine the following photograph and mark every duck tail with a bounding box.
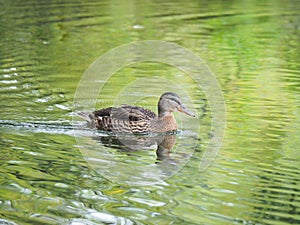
[77,112,93,122]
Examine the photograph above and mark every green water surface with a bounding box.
[1,0,300,224]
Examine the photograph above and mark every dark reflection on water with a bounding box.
[252,168,300,224]
[93,133,190,175]
[1,0,300,224]
[95,133,177,162]
[76,128,199,186]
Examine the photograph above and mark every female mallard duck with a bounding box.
[79,92,195,133]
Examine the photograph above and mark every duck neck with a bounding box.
[158,109,172,118]
[152,112,177,132]
[158,101,172,118]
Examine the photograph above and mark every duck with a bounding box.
[78,92,195,133]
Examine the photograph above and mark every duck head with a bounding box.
[158,92,195,117]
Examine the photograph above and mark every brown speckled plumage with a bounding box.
[79,92,195,133]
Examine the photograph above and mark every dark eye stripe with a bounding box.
[166,96,181,105]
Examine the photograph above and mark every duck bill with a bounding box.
[178,104,195,117]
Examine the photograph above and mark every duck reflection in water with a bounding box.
[95,133,177,162]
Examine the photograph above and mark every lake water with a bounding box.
[1,0,300,224]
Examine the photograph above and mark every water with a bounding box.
[1,0,300,224]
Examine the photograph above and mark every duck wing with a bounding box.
[87,106,156,132]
